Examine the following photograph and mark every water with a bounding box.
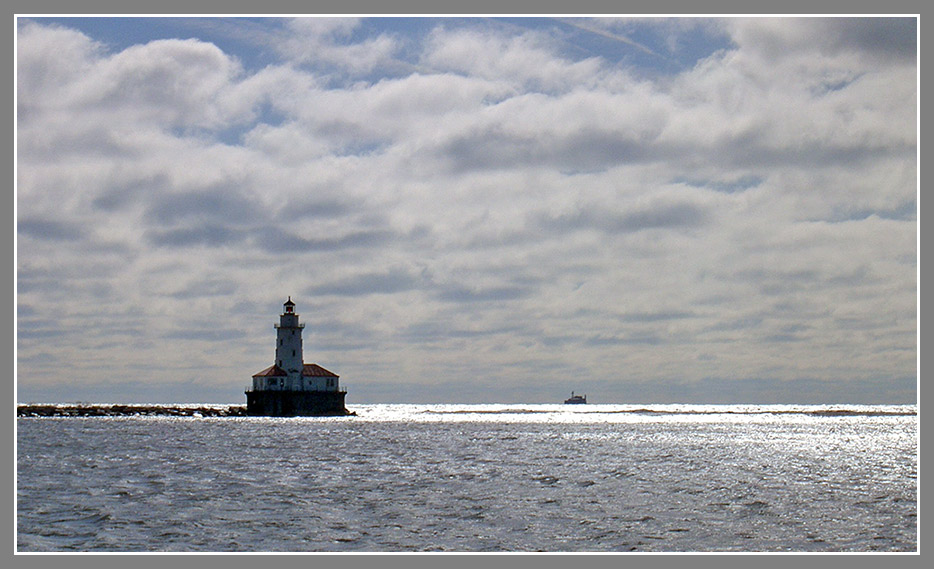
[17,404,918,552]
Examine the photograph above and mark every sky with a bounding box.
[15,16,917,404]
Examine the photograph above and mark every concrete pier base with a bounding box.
[245,390,350,416]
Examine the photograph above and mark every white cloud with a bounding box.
[725,17,916,63]
[19,27,245,134]
[422,25,606,92]
[276,17,401,75]
[16,22,103,113]
[16,17,917,404]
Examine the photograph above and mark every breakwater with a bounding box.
[17,404,248,417]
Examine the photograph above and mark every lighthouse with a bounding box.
[245,298,350,416]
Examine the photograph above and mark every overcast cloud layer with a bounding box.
[16,17,917,404]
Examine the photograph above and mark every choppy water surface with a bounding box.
[17,404,917,552]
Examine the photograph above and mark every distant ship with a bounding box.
[564,391,587,404]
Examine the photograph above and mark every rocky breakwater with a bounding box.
[17,404,249,417]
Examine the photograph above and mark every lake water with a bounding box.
[16,403,918,552]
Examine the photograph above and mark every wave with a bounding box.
[17,402,916,419]
[418,406,916,417]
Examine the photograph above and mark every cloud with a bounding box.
[726,17,916,63]
[619,310,696,323]
[276,17,401,76]
[18,23,246,132]
[280,197,353,221]
[18,218,86,241]
[536,199,710,235]
[164,328,247,342]
[252,227,397,254]
[309,267,426,296]
[145,188,263,225]
[16,22,104,115]
[437,284,531,303]
[673,174,764,194]
[422,25,605,92]
[146,225,248,248]
[15,17,917,404]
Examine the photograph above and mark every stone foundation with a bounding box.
[245,390,350,416]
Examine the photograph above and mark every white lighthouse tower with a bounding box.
[275,297,304,389]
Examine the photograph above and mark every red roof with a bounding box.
[302,363,338,377]
[252,365,287,377]
[252,363,338,377]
